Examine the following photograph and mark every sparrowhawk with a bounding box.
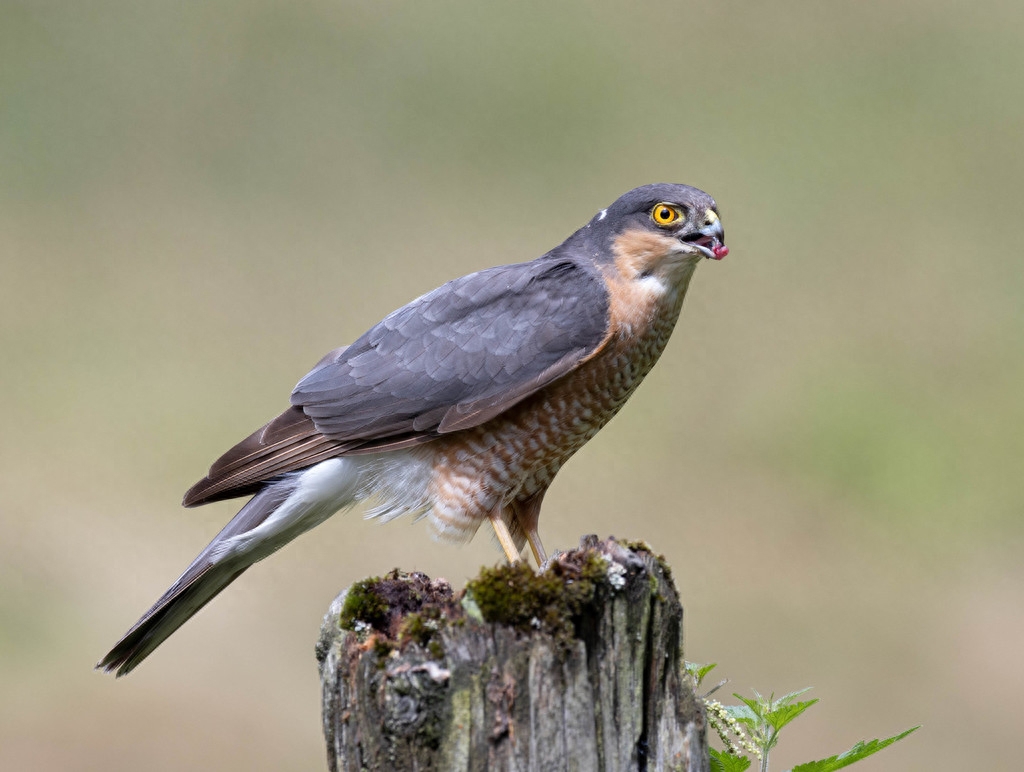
[99,182,728,675]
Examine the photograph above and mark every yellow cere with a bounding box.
[704,209,719,225]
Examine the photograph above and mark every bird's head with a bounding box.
[576,183,728,281]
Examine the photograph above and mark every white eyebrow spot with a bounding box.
[598,209,607,221]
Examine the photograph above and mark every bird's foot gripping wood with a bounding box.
[317,536,708,771]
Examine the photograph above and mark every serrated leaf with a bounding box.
[686,661,718,687]
[684,655,716,683]
[787,726,920,772]
[733,694,766,721]
[765,698,818,732]
[710,748,753,772]
[775,687,814,705]
[722,703,759,727]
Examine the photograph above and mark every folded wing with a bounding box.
[184,256,610,506]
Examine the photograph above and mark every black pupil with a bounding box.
[659,208,672,220]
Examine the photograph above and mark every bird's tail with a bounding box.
[97,457,361,676]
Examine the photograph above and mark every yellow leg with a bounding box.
[512,492,548,566]
[488,507,522,564]
[525,529,548,567]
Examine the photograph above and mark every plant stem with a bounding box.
[759,725,775,772]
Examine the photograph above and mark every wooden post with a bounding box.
[316,536,707,771]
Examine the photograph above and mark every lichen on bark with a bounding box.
[318,535,707,772]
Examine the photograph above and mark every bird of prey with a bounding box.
[98,183,727,676]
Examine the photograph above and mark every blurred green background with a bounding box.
[2,1,1021,769]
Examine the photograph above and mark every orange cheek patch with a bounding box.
[611,228,680,280]
[605,229,679,337]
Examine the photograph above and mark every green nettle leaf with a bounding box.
[774,688,814,705]
[710,748,753,772]
[686,661,719,687]
[722,702,759,728]
[765,699,819,733]
[708,676,915,772]
[733,694,767,721]
[786,726,920,772]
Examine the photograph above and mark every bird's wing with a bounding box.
[295,257,611,437]
[183,257,611,507]
[182,404,350,506]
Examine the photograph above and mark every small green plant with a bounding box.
[685,662,918,772]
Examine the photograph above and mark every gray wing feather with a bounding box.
[185,257,609,507]
[292,257,610,441]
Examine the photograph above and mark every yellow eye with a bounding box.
[651,203,682,227]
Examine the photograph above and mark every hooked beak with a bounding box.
[679,210,728,260]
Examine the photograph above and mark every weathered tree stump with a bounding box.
[316,535,707,771]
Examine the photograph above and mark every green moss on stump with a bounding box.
[397,608,446,659]
[464,551,611,648]
[339,576,389,632]
[338,570,456,659]
[336,539,653,659]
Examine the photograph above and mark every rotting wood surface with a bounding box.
[317,535,707,772]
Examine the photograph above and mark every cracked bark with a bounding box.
[317,536,707,772]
